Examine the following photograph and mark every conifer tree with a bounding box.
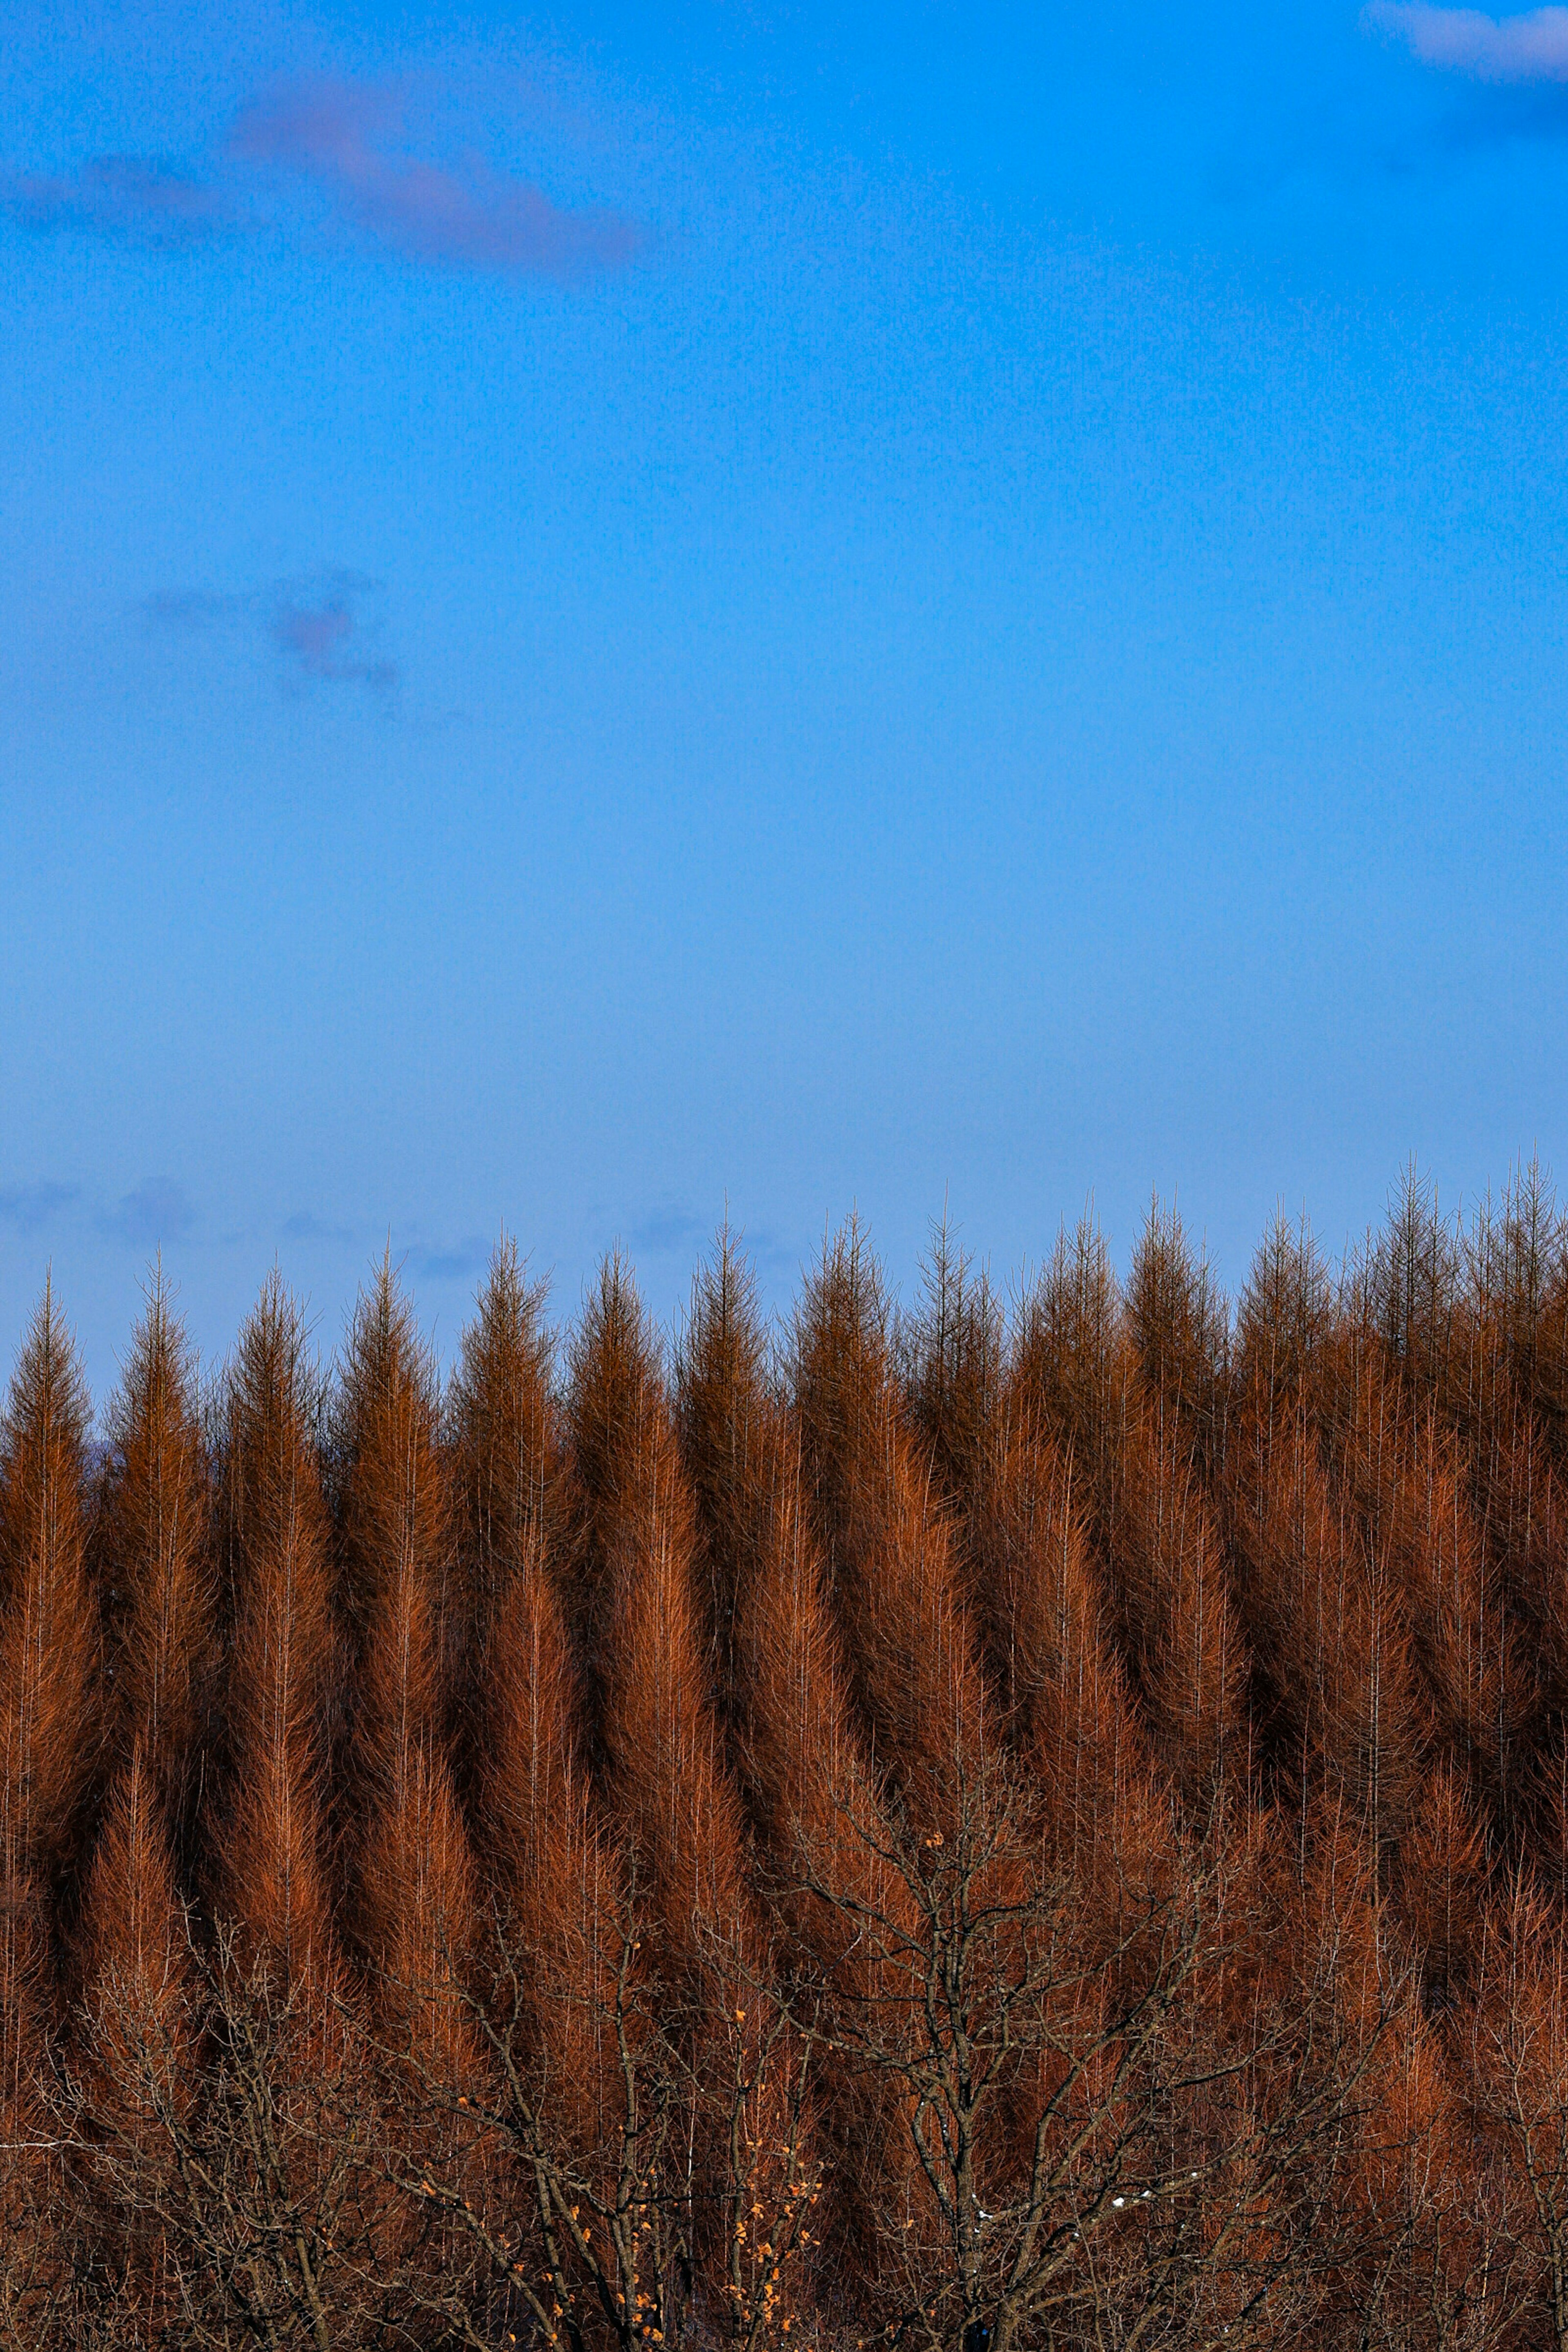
[334,1264,475,2069]
[1115,1410,1249,1810]
[1240,1203,1332,1372]
[901,1216,1005,1515]
[1394,1408,1523,1818]
[1233,1405,1422,1869]
[793,1221,988,1816]
[445,1235,562,1723]
[450,1243,577,1884]
[77,1275,208,2336]
[677,1227,775,1709]
[96,1270,212,1858]
[1125,1198,1229,1468]
[451,1247,617,2152]
[1011,1214,1132,1547]
[569,1254,753,1981]
[970,1409,1142,1881]
[74,1748,195,2339]
[0,1282,100,1925]
[213,1274,337,1982]
[0,1286,97,2337]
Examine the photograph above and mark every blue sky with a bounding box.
[3,0,1567,1392]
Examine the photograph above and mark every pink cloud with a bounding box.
[228,79,644,278]
[1363,2,1568,79]
[272,586,397,688]
[146,570,398,696]
[1,156,234,243]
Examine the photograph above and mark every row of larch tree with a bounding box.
[7,1167,1568,2348]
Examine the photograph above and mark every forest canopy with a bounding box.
[4,1166,1568,2350]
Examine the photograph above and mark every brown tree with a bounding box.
[213,1274,339,1984]
[96,1270,214,1859]
[0,1281,100,1924]
[445,1236,563,1726]
[569,1254,754,1982]
[792,1222,989,1818]
[334,1264,477,2094]
[793,1752,1374,2352]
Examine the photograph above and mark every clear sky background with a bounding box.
[3,0,1566,1395]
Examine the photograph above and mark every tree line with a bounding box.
[4,1167,1568,2348]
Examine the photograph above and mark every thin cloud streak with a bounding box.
[273,590,397,689]
[0,1182,80,1235]
[405,1237,490,1282]
[145,570,398,697]
[281,1211,360,1245]
[1211,69,1568,201]
[99,1179,196,1248]
[228,78,645,278]
[1364,2,1568,79]
[0,156,237,244]
[630,1206,708,1256]
[2,74,644,279]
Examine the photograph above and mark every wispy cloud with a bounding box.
[0,1181,79,1235]
[273,584,397,689]
[229,79,645,278]
[145,570,398,697]
[630,1206,709,1257]
[99,1179,196,1248]
[281,1210,359,1245]
[2,74,646,279]
[1364,2,1568,79]
[405,1237,490,1283]
[0,156,238,245]
[1214,18,1568,200]
[623,1207,797,1278]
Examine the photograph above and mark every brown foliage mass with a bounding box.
[13,1174,1568,2346]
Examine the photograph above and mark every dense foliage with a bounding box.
[5,1167,1568,2350]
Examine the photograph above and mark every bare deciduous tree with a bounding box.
[792,1751,1382,2352]
[74,1920,416,2351]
